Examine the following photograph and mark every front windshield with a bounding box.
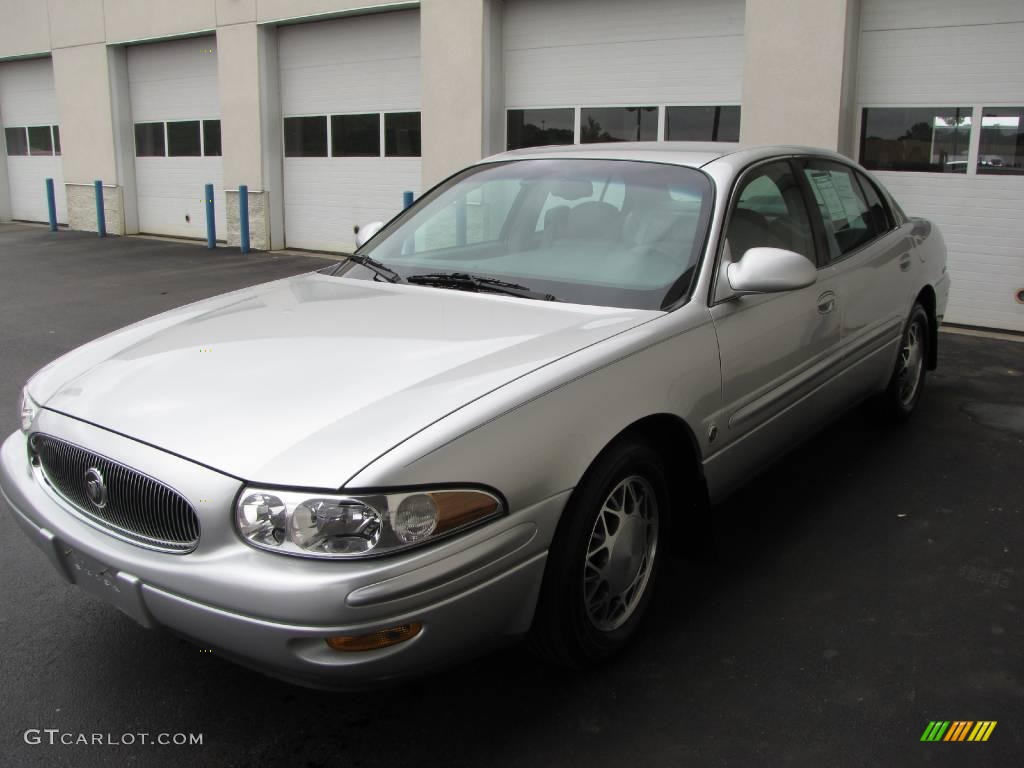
[337,158,713,310]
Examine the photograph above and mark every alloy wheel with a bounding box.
[897,318,925,406]
[583,475,659,632]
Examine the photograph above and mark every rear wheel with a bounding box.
[880,302,929,421]
[529,439,667,668]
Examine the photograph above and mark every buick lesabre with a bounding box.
[1,143,949,688]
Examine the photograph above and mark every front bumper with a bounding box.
[0,414,567,689]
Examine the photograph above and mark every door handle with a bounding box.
[817,291,836,314]
[899,252,912,272]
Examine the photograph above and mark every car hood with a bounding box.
[33,272,659,488]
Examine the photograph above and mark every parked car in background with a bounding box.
[2,143,948,688]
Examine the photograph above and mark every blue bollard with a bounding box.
[94,180,106,237]
[403,190,414,209]
[205,183,216,249]
[238,185,250,254]
[45,178,57,232]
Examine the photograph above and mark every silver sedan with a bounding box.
[1,143,949,688]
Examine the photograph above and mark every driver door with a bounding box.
[706,159,845,494]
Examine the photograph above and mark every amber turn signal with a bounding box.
[325,622,423,652]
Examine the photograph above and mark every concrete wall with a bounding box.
[50,44,119,185]
[0,0,414,241]
[2,0,860,237]
[421,0,502,187]
[0,0,50,58]
[217,22,281,249]
[740,0,858,152]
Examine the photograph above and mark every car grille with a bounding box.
[29,434,200,553]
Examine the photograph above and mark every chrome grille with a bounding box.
[29,433,200,553]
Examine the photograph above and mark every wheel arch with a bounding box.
[582,413,710,554]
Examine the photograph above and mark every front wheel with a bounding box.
[879,302,930,421]
[529,439,667,669]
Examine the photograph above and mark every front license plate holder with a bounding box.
[61,546,156,628]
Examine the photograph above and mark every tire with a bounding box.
[879,302,930,422]
[529,438,668,669]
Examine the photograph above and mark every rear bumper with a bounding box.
[0,421,566,689]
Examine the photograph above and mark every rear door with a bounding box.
[796,159,911,389]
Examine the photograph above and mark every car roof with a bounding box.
[481,141,853,171]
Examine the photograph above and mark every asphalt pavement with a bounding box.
[1,224,1021,767]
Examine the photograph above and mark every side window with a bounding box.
[803,161,881,259]
[854,171,893,234]
[726,161,815,263]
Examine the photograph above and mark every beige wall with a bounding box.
[0,0,50,57]
[740,0,859,152]
[0,0,866,233]
[421,0,501,187]
[51,44,118,184]
[1,0,409,53]
[217,22,284,248]
[102,0,217,43]
[216,0,258,26]
[47,0,106,49]
[256,0,415,23]
[217,23,263,189]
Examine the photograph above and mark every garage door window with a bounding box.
[134,123,165,157]
[27,126,53,156]
[332,114,380,157]
[284,116,328,157]
[4,127,28,156]
[581,107,657,143]
[666,106,740,142]
[860,107,972,173]
[202,120,221,157]
[506,108,574,150]
[979,107,1023,175]
[167,121,201,157]
[385,112,421,157]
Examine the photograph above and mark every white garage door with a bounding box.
[1,58,66,224]
[279,10,422,252]
[128,36,225,240]
[856,0,1024,331]
[504,0,745,147]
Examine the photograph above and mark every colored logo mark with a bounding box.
[921,721,997,742]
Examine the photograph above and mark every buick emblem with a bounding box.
[84,467,107,509]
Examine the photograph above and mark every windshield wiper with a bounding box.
[406,272,558,301]
[345,252,402,283]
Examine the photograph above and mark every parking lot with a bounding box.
[1,224,1021,767]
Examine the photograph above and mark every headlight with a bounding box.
[235,487,503,558]
[19,388,39,433]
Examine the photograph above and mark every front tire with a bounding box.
[529,439,668,669]
[880,302,930,421]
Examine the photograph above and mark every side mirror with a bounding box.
[354,221,385,249]
[727,247,816,294]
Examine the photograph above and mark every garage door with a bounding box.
[504,0,745,148]
[128,36,225,240]
[1,58,66,224]
[279,10,422,252]
[856,0,1024,331]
